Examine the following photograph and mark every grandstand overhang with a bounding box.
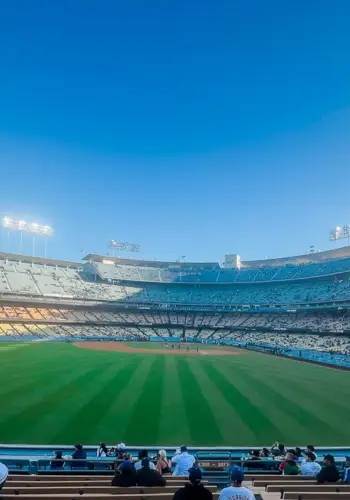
[82,254,220,269]
[0,251,81,268]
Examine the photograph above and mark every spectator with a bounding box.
[0,462,8,491]
[300,452,321,476]
[112,460,137,487]
[135,450,156,470]
[279,453,294,473]
[136,458,166,487]
[116,443,126,459]
[260,448,270,458]
[218,467,255,500]
[173,467,213,500]
[72,444,87,468]
[283,459,299,476]
[305,445,317,460]
[343,457,350,484]
[157,449,171,474]
[316,454,340,483]
[245,450,261,469]
[294,448,303,459]
[50,451,65,469]
[270,442,285,457]
[172,445,196,476]
[97,442,109,458]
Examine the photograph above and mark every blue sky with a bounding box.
[1,0,350,264]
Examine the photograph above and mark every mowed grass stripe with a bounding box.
[50,357,141,444]
[218,359,313,444]
[189,359,260,445]
[158,356,192,445]
[201,361,280,442]
[241,353,350,392]
[0,362,112,442]
[0,356,98,422]
[93,356,155,443]
[41,357,141,444]
[237,369,350,443]
[242,362,350,415]
[123,356,165,444]
[176,358,224,445]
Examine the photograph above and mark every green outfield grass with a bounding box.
[0,341,349,446]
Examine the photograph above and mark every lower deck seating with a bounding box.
[246,474,350,499]
[0,475,219,500]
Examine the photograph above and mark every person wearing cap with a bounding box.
[172,446,196,476]
[218,467,255,500]
[342,457,350,484]
[112,460,137,487]
[300,452,321,476]
[0,462,9,491]
[71,444,87,468]
[173,466,213,500]
[316,454,340,483]
[134,450,156,470]
[136,457,166,486]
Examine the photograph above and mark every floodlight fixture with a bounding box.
[330,225,350,245]
[1,216,54,256]
[109,239,140,253]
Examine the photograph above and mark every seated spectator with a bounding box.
[316,454,340,483]
[136,458,166,487]
[270,442,285,457]
[156,449,171,474]
[305,445,317,460]
[135,450,156,470]
[260,448,270,458]
[245,450,261,469]
[50,451,65,469]
[112,460,137,487]
[116,443,126,459]
[0,462,9,491]
[172,445,196,476]
[72,443,87,468]
[343,457,350,484]
[173,467,213,500]
[283,458,300,476]
[300,452,321,476]
[218,467,255,500]
[97,442,109,458]
[279,453,294,473]
[294,447,303,459]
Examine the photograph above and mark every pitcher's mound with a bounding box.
[74,342,242,356]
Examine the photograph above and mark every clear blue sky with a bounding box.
[1,0,350,263]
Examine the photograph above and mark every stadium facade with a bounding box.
[0,247,350,367]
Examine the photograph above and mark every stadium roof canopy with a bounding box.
[82,254,220,269]
[0,251,81,268]
[242,245,350,268]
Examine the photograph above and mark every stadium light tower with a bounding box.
[109,240,140,256]
[330,225,350,245]
[1,217,54,257]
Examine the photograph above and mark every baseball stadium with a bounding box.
[1,243,350,499]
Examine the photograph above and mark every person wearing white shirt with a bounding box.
[219,467,255,500]
[300,453,321,476]
[171,445,195,477]
[134,450,156,470]
[97,443,108,458]
[0,462,9,491]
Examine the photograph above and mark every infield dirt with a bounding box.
[74,341,243,355]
